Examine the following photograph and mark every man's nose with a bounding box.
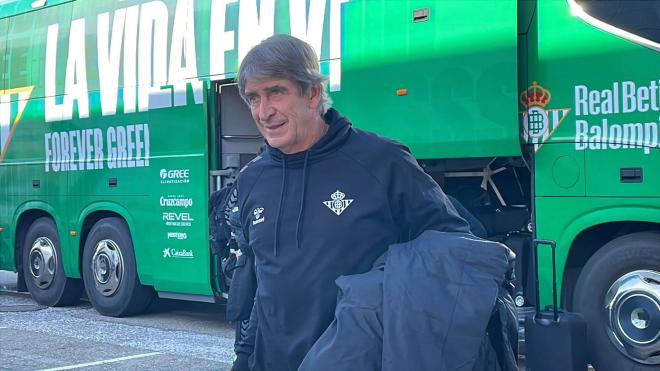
[259,99,275,122]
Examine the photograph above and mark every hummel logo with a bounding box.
[253,207,265,225]
[323,190,354,216]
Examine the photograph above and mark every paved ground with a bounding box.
[0,271,597,371]
[0,271,236,371]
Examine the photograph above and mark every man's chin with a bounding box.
[266,139,286,151]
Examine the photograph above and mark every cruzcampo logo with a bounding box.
[520,82,571,152]
[0,86,34,164]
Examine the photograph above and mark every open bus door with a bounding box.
[209,83,262,297]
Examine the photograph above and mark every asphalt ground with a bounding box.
[0,271,236,371]
[1,271,598,371]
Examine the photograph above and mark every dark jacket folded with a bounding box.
[299,230,518,371]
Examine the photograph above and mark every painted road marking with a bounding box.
[37,352,161,371]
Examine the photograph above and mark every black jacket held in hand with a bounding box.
[298,231,518,371]
[236,109,469,371]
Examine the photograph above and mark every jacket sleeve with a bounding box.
[228,196,252,257]
[385,143,470,240]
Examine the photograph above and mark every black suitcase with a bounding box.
[524,239,588,371]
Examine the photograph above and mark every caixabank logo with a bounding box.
[0,86,34,164]
[520,82,571,153]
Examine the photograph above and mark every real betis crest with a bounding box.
[520,82,571,152]
[323,190,354,216]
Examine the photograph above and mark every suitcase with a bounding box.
[524,239,588,371]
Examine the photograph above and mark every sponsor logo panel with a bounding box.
[162,212,195,227]
[160,169,190,184]
[160,196,193,208]
[167,232,188,240]
[162,247,194,259]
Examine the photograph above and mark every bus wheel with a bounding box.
[573,231,660,370]
[22,217,82,306]
[82,217,153,317]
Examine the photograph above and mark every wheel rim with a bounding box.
[605,270,660,364]
[28,237,57,289]
[91,239,124,297]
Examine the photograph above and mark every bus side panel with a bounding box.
[534,197,660,303]
[0,3,75,270]
[0,16,7,92]
[332,0,520,160]
[37,0,211,295]
[530,0,660,306]
[3,3,73,101]
[65,94,212,295]
[0,16,9,270]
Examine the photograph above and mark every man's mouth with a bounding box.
[264,122,286,131]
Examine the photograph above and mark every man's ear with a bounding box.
[308,84,322,109]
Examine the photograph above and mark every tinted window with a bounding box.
[576,0,660,43]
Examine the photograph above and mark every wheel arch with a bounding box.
[76,202,153,285]
[12,202,59,291]
[556,206,660,309]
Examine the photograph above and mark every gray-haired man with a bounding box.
[234,34,468,371]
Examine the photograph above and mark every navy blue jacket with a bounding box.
[298,230,517,371]
[236,109,469,371]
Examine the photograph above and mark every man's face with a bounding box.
[244,78,321,154]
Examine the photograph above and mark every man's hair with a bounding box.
[237,34,332,115]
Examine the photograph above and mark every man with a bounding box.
[235,34,469,371]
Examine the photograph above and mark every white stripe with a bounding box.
[0,326,8,329]
[37,352,161,371]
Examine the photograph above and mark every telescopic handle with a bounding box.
[533,239,558,321]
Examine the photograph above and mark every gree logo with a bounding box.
[0,86,34,164]
[159,168,190,184]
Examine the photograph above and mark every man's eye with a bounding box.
[248,96,260,105]
[270,90,284,99]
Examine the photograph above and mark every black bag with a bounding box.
[503,232,534,306]
[525,239,587,371]
[209,184,238,255]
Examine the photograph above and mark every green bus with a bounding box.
[0,0,658,368]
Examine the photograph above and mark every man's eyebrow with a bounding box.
[264,85,288,93]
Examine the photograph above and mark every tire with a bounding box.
[573,231,660,371]
[82,217,153,317]
[22,217,82,306]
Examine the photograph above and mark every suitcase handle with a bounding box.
[533,239,558,321]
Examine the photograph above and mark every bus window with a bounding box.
[575,0,660,44]
[0,18,6,92]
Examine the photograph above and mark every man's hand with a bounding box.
[231,352,250,371]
